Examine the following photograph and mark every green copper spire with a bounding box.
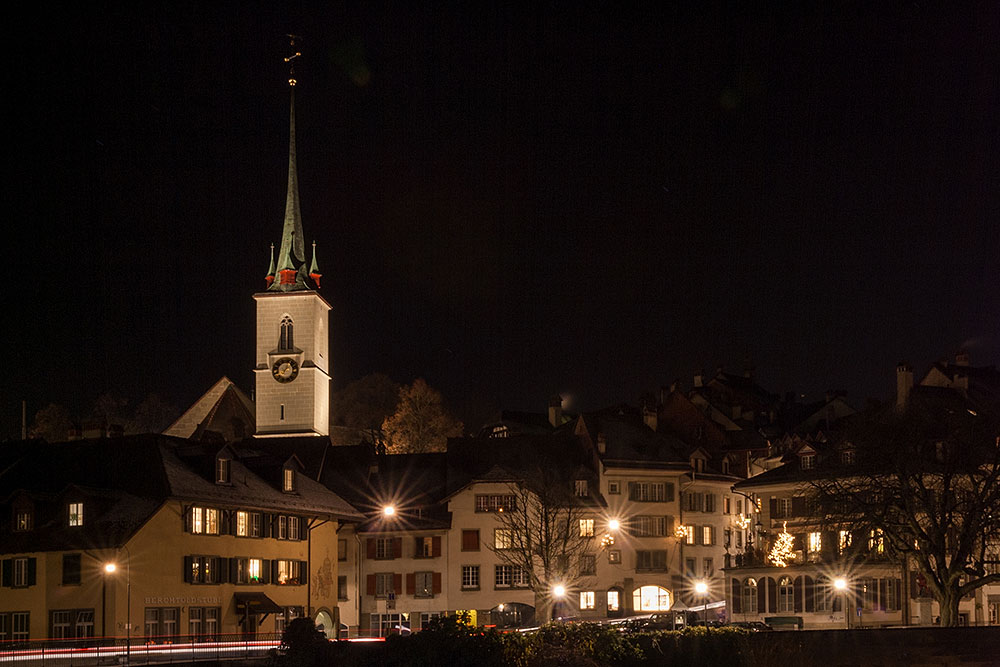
[269,38,314,292]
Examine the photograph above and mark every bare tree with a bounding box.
[810,400,1000,626]
[381,378,463,453]
[486,467,596,623]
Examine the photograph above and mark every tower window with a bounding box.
[279,316,294,351]
[280,404,285,420]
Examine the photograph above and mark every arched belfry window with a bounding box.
[279,316,294,351]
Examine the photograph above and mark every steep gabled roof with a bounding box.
[163,377,255,442]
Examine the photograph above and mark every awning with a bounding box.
[234,592,284,615]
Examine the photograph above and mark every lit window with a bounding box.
[236,511,249,537]
[579,519,595,537]
[461,565,480,589]
[276,560,302,585]
[633,585,671,612]
[580,591,595,610]
[702,525,715,545]
[283,468,296,492]
[248,558,262,583]
[205,508,219,535]
[743,578,758,613]
[191,507,204,534]
[839,530,852,553]
[68,502,84,527]
[685,525,695,545]
[869,529,885,554]
[494,529,513,550]
[216,458,231,484]
[15,511,32,531]
[607,590,620,612]
[608,550,621,564]
[808,532,822,554]
[723,497,731,514]
[475,495,516,512]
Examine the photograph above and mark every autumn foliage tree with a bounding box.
[381,378,463,453]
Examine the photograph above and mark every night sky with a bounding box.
[4,2,998,439]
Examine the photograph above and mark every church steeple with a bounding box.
[267,36,318,293]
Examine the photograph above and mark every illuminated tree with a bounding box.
[767,522,796,567]
[381,378,463,453]
[810,397,1000,626]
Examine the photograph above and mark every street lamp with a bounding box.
[105,549,131,664]
[694,580,708,626]
[552,584,566,622]
[834,577,848,630]
[382,505,395,517]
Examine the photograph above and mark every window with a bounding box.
[275,606,302,635]
[52,610,70,639]
[735,531,743,549]
[144,607,179,640]
[723,497,731,514]
[775,498,792,519]
[375,537,394,559]
[684,492,704,512]
[6,612,29,641]
[462,530,480,551]
[704,494,716,513]
[703,558,714,577]
[283,468,296,492]
[743,578,758,613]
[338,539,348,561]
[250,512,261,537]
[62,554,81,585]
[494,529,513,550]
[338,576,348,600]
[375,572,394,597]
[494,565,529,588]
[869,529,885,554]
[236,511,249,537]
[279,316,294,351]
[276,560,303,585]
[701,525,715,545]
[607,590,620,612]
[608,550,621,564]
[409,571,431,598]
[808,532,822,554]
[778,576,794,612]
[629,515,670,537]
[628,481,672,502]
[475,495,515,513]
[633,585,671,612]
[289,516,300,540]
[14,511,32,532]
[575,479,589,497]
[216,458,231,484]
[839,530,852,553]
[841,450,855,465]
[68,502,84,527]
[861,577,876,610]
[205,508,219,534]
[278,515,287,539]
[188,607,219,640]
[722,459,731,474]
[635,550,667,571]
[608,481,621,495]
[579,519,595,537]
[420,612,442,630]
[188,507,219,535]
[187,555,220,584]
[580,554,596,575]
[461,565,480,589]
[800,454,815,470]
[13,558,30,587]
[50,609,93,639]
[685,557,697,576]
[684,525,695,545]
[580,591,595,610]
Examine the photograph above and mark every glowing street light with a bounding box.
[552,584,566,598]
[104,563,117,574]
[382,505,396,517]
[834,577,848,630]
[607,518,620,531]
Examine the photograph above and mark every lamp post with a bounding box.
[105,547,131,665]
[552,584,566,622]
[694,580,708,625]
[834,577,848,630]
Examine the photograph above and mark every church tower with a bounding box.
[254,42,331,437]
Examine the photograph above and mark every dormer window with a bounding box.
[14,510,33,532]
[692,458,705,473]
[840,450,855,465]
[574,479,589,497]
[800,454,815,470]
[283,468,296,492]
[216,457,231,484]
[279,316,294,351]
[721,458,731,475]
[68,502,84,527]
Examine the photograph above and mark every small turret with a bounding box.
[309,240,322,288]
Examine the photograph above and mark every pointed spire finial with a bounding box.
[285,34,302,87]
[265,243,276,286]
[309,240,322,288]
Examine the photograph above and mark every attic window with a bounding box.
[283,468,296,492]
[575,479,589,497]
[216,457,231,484]
[800,454,816,470]
[692,458,705,473]
[15,510,33,532]
[721,459,731,475]
[840,450,855,465]
[68,502,84,527]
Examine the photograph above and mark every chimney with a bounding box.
[693,370,703,388]
[643,406,658,432]
[896,362,913,410]
[548,395,563,428]
[670,378,680,393]
[596,432,607,454]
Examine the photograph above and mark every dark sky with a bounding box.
[4,2,998,439]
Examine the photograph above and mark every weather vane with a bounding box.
[285,34,302,86]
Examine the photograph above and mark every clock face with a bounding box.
[271,357,299,383]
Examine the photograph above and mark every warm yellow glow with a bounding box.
[694,580,708,594]
[674,525,688,539]
[383,505,396,517]
[552,584,566,598]
[104,563,117,574]
[834,577,847,590]
[734,513,751,530]
[767,521,797,567]
[608,519,620,531]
